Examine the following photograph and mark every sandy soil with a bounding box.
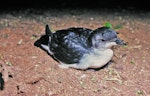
[0,9,150,96]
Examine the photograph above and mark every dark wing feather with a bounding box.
[49,28,93,64]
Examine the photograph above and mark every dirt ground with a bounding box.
[0,8,150,96]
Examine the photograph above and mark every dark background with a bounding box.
[0,0,149,11]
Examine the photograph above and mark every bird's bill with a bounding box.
[114,38,126,45]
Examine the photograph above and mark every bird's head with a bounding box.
[89,27,126,49]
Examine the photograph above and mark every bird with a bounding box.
[34,24,126,70]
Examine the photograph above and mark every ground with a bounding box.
[0,9,150,96]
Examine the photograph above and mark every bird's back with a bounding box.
[49,27,93,64]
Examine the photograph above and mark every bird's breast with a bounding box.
[79,49,114,68]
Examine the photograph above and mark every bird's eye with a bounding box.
[102,39,106,41]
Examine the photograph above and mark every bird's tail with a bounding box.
[45,24,53,36]
[34,25,52,55]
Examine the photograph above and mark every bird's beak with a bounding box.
[113,38,126,45]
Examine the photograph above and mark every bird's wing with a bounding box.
[49,28,92,64]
